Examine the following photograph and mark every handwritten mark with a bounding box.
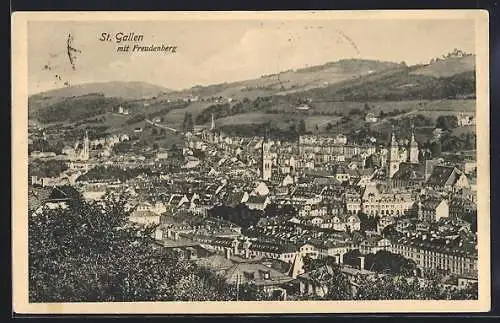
[67,33,82,70]
[335,29,360,56]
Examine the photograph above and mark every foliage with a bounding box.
[195,96,274,124]
[297,120,307,134]
[29,139,65,155]
[301,257,353,300]
[208,204,264,229]
[29,159,68,178]
[29,192,265,302]
[76,165,152,182]
[440,132,476,152]
[436,115,458,130]
[112,141,133,154]
[357,213,379,232]
[182,112,194,132]
[125,113,146,125]
[353,275,477,300]
[365,250,417,276]
[342,249,417,276]
[31,94,124,124]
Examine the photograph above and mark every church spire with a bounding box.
[210,113,216,131]
[390,125,398,147]
[410,123,417,147]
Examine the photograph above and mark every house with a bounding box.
[358,236,391,255]
[449,197,476,220]
[296,264,376,298]
[32,185,80,215]
[390,236,478,277]
[457,113,475,126]
[196,253,235,275]
[252,182,270,196]
[326,214,361,232]
[245,241,298,263]
[334,134,348,145]
[390,162,427,189]
[246,195,270,210]
[224,262,293,296]
[318,241,351,259]
[129,209,161,225]
[299,243,319,259]
[365,113,379,123]
[426,166,470,191]
[419,197,449,222]
[377,216,395,233]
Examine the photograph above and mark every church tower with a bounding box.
[409,124,419,163]
[80,131,90,161]
[261,131,272,181]
[210,113,216,131]
[388,126,400,178]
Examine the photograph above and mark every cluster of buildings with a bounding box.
[28,112,479,299]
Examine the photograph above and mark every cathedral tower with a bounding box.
[409,124,419,163]
[210,113,216,131]
[388,126,400,178]
[261,131,272,181]
[81,131,90,161]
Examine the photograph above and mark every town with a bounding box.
[28,106,478,301]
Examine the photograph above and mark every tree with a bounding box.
[182,112,194,132]
[29,192,248,302]
[29,159,68,178]
[365,250,417,276]
[297,120,307,134]
[302,257,353,300]
[436,115,458,130]
[430,140,442,157]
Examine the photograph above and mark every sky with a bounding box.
[27,17,476,94]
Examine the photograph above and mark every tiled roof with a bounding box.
[224,262,292,286]
[427,166,457,187]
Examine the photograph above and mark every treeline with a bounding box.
[195,96,273,124]
[302,69,475,102]
[29,159,68,178]
[146,101,190,120]
[29,138,65,155]
[33,95,125,124]
[219,122,301,140]
[343,249,417,276]
[208,204,264,229]
[125,113,146,125]
[300,256,477,300]
[76,165,153,182]
[29,193,269,302]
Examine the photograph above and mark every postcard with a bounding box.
[12,10,490,314]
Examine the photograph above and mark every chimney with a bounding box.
[359,256,365,270]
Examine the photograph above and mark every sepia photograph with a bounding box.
[12,10,490,314]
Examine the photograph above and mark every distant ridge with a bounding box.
[410,54,475,78]
[31,81,172,100]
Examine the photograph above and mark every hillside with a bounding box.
[28,53,476,145]
[31,81,172,101]
[410,55,475,78]
[167,59,404,101]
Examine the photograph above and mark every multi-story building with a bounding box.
[391,237,478,278]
